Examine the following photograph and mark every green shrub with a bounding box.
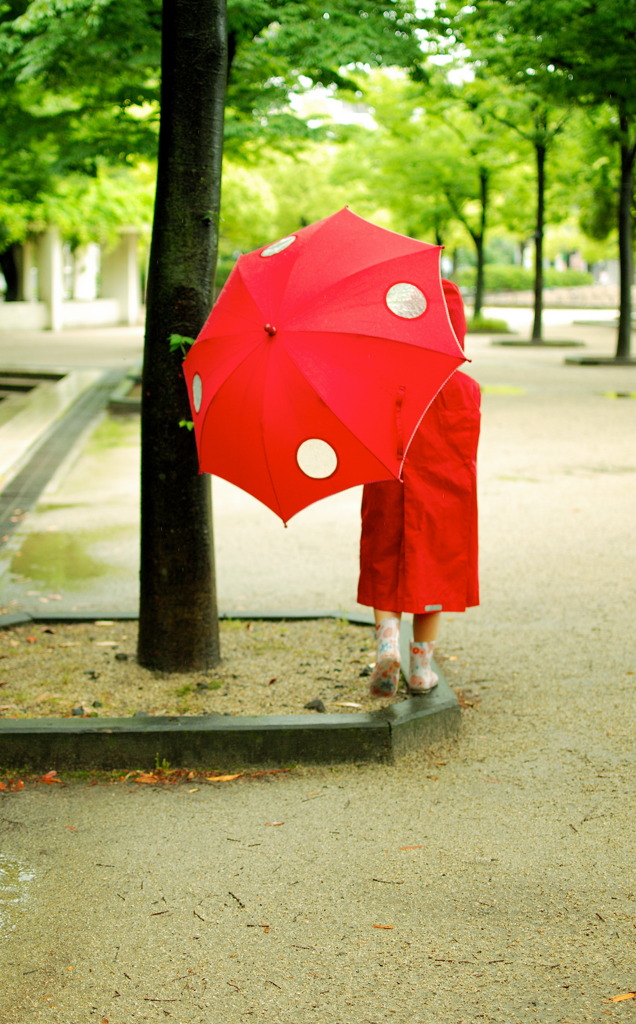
[486,265,535,291]
[453,264,593,292]
[467,315,511,333]
[544,268,594,287]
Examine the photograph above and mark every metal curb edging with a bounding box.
[0,611,461,770]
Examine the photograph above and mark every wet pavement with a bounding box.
[1,311,636,1022]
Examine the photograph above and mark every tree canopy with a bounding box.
[432,0,636,354]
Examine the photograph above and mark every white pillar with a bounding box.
[101,229,141,325]
[72,243,101,300]
[15,241,36,301]
[37,227,65,330]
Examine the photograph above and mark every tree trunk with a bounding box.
[137,0,227,672]
[616,112,634,360]
[531,141,545,343]
[472,169,489,319]
[0,245,19,302]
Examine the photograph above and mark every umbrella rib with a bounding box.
[278,233,439,324]
[399,364,463,477]
[284,327,468,360]
[282,341,465,478]
[193,338,286,522]
[278,346,405,478]
[259,343,286,522]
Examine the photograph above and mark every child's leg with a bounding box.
[408,611,440,693]
[369,610,401,698]
[413,611,441,642]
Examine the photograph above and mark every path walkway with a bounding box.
[1,311,635,1023]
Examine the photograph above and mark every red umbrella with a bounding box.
[183,208,467,524]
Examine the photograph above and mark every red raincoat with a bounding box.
[357,281,480,614]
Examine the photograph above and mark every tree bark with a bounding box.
[531,141,545,343]
[472,169,489,319]
[616,111,634,360]
[137,0,227,671]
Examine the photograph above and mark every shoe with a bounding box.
[369,618,401,698]
[407,640,438,693]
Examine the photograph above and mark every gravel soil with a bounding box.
[0,617,417,719]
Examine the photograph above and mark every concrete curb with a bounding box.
[564,355,636,366]
[0,611,461,769]
[0,369,103,486]
[107,370,141,415]
[491,338,585,348]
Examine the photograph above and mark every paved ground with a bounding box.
[1,310,635,1023]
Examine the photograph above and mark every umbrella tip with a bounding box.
[264,323,277,337]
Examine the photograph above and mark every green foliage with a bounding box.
[169,334,195,356]
[433,0,636,114]
[0,0,426,255]
[40,163,155,248]
[0,1,159,251]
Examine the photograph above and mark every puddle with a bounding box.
[0,854,36,933]
[9,530,113,587]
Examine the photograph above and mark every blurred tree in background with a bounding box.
[431,0,636,355]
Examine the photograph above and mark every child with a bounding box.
[357,280,481,697]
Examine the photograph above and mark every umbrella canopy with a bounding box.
[183,208,467,523]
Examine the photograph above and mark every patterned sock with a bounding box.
[408,640,438,693]
[369,617,401,698]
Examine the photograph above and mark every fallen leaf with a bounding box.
[206,773,242,782]
[264,821,285,826]
[605,993,636,1003]
[26,636,37,644]
[65,825,77,831]
[38,770,62,785]
[373,924,394,929]
[134,773,159,785]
